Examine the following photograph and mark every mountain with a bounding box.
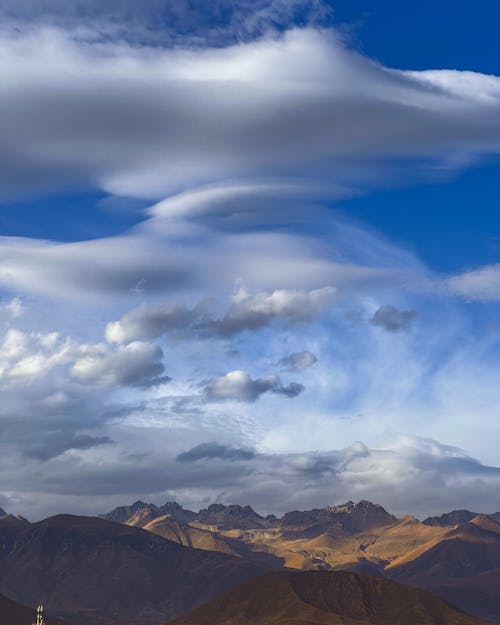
[142,514,238,555]
[101,500,197,527]
[167,570,490,625]
[102,499,395,534]
[99,500,159,524]
[423,510,479,526]
[0,593,69,625]
[0,514,266,625]
[280,500,396,534]
[388,517,500,623]
[197,504,277,529]
[0,507,6,517]
[102,500,435,570]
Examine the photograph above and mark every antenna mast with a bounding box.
[35,604,45,625]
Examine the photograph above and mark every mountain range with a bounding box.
[2,500,500,625]
[101,498,500,624]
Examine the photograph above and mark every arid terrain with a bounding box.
[3,501,500,625]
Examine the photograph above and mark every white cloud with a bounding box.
[447,264,500,301]
[106,304,197,343]
[0,28,499,200]
[71,341,168,388]
[0,328,74,384]
[106,285,337,343]
[204,370,304,403]
[3,297,25,318]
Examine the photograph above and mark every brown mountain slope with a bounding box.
[143,514,238,555]
[167,570,490,625]
[389,520,500,624]
[0,514,265,625]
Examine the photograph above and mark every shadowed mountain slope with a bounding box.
[0,514,265,625]
[0,593,70,625]
[167,570,490,625]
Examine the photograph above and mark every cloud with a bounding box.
[204,370,305,402]
[278,350,317,371]
[0,0,332,46]
[106,304,197,343]
[5,434,500,521]
[0,183,397,301]
[370,305,417,332]
[0,327,169,390]
[0,28,499,201]
[204,284,336,336]
[106,285,336,343]
[2,297,25,318]
[0,329,75,385]
[71,341,169,388]
[447,264,500,301]
[176,442,256,463]
[27,434,114,462]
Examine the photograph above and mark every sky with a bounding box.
[1,0,500,521]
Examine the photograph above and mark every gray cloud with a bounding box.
[204,370,305,403]
[370,305,417,332]
[0,29,499,202]
[106,286,336,343]
[27,434,114,461]
[176,442,256,463]
[106,304,198,343]
[202,286,336,337]
[71,341,169,388]
[4,436,500,521]
[278,350,317,371]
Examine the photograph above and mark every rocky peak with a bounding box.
[100,500,159,524]
[281,500,395,533]
[197,504,272,529]
[0,508,6,518]
[423,510,477,527]
[158,502,197,524]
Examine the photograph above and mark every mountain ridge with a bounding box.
[166,570,491,625]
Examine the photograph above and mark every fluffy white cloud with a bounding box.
[204,370,304,402]
[0,329,74,384]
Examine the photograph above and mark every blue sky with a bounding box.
[1,0,500,520]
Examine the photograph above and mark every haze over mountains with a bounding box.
[3,499,500,625]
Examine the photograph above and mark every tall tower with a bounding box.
[35,604,45,625]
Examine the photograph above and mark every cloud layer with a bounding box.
[0,15,499,522]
